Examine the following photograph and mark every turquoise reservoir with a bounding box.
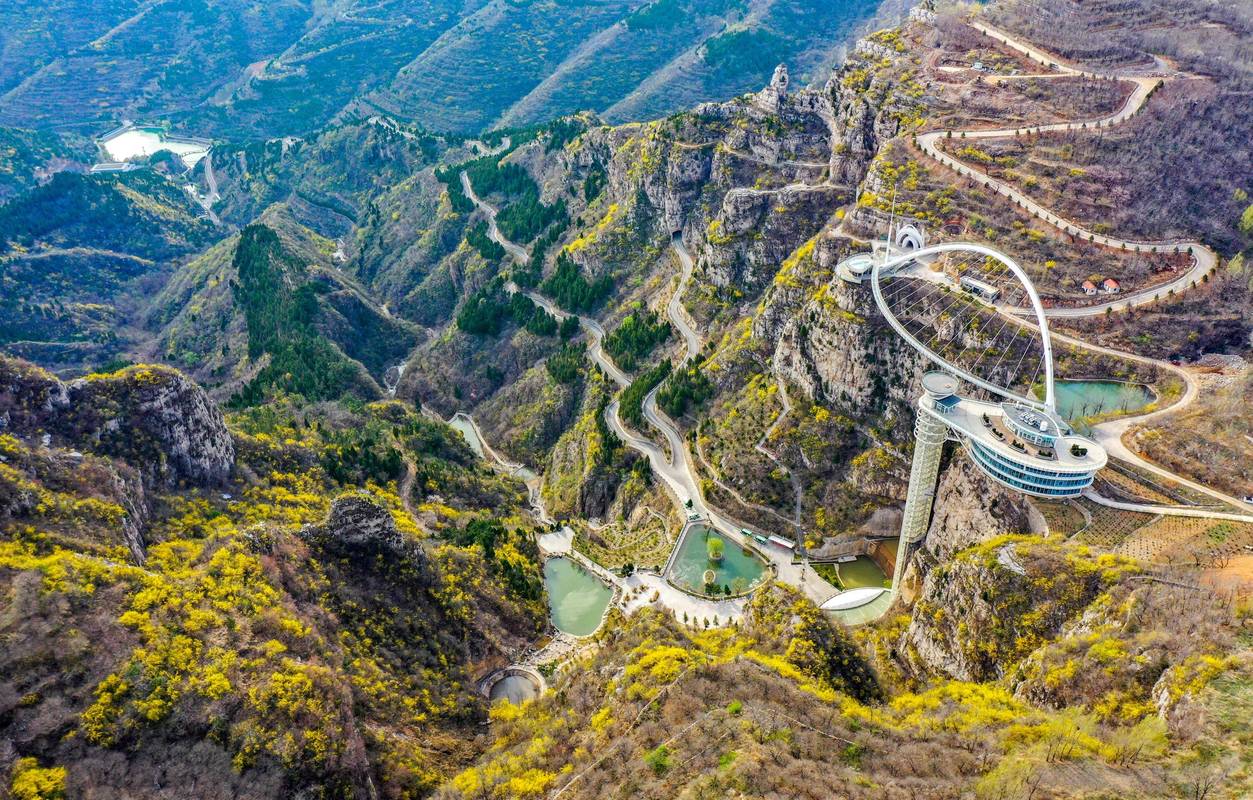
[668,525,767,596]
[1049,380,1153,423]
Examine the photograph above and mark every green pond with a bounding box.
[668,526,767,596]
[447,415,485,458]
[543,557,612,636]
[1046,380,1153,423]
[836,555,889,589]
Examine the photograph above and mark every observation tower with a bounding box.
[841,239,1107,591]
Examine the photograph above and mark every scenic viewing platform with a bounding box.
[920,380,1106,498]
[868,240,1111,588]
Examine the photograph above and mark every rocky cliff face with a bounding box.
[895,451,1034,601]
[755,235,925,417]
[65,366,235,488]
[553,53,900,298]
[900,536,1110,682]
[924,451,1033,560]
[0,357,234,489]
[301,493,428,574]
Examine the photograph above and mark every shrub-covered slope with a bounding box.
[0,356,546,798]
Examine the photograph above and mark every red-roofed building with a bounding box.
[1102,278,1121,294]
[1081,280,1098,295]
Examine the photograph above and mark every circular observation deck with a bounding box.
[870,244,1106,498]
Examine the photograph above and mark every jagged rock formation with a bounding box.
[65,368,235,488]
[754,64,790,113]
[900,537,1111,682]
[923,451,1033,560]
[302,493,427,571]
[894,451,1033,601]
[756,236,925,417]
[0,357,234,489]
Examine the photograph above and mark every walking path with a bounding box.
[975,215,1252,514]
[1083,489,1253,523]
[754,378,804,527]
[692,434,801,530]
[915,21,1218,319]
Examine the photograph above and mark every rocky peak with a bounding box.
[754,64,790,112]
[302,493,426,568]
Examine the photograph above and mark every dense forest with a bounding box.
[455,279,562,337]
[545,342,586,384]
[619,359,671,426]
[542,252,614,312]
[657,361,715,417]
[436,153,567,243]
[229,225,367,406]
[465,221,507,262]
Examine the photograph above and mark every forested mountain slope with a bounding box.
[0,0,893,138]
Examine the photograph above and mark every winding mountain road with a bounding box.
[911,20,1252,515]
[667,236,704,360]
[460,167,837,604]
[916,21,1218,318]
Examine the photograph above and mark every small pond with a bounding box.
[448,413,539,480]
[836,555,889,589]
[488,673,540,705]
[448,414,485,458]
[543,557,612,636]
[668,525,767,596]
[1048,380,1154,423]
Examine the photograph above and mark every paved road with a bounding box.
[1084,489,1253,522]
[916,22,1218,318]
[460,171,530,263]
[462,169,838,605]
[985,297,1252,513]
[667,236,704,360]
[905,20,1253,516]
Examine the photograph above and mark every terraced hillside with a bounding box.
[0,0,890,138]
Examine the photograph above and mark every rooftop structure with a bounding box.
[923,383,1105,498]
[835,221,930,284]
[959,274,1000,300]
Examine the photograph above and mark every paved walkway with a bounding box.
[668,236,704,359]
[998,309,1253,514]
[1083,489,1253,523]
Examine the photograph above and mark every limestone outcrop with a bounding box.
[302,493,427,570]
[924,451,1033,560]
[899,537,1107,681]
[65,367,235,488]
[0,357,234,490]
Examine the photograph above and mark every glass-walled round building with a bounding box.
[920,382,1106,499]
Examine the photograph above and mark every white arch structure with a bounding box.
[869,242,1057,410]
[895,224,926,252]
